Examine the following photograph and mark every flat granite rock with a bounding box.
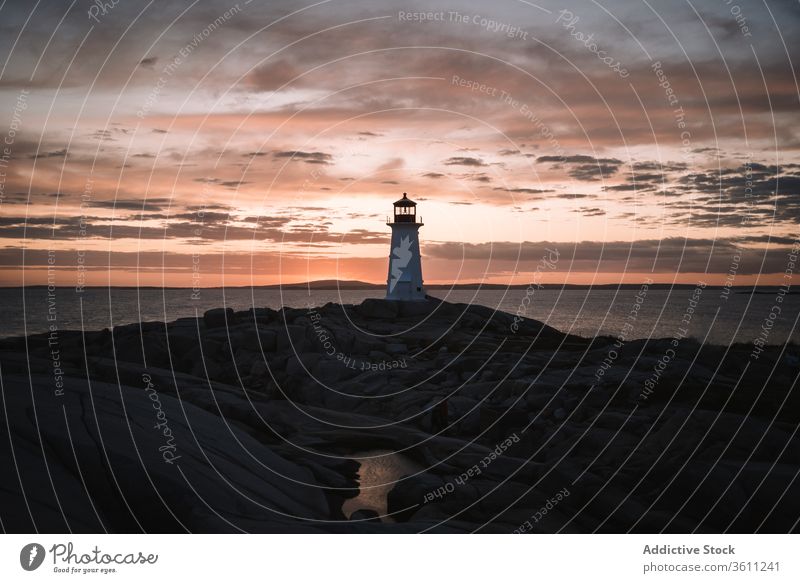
[1,297,798,533]
[0,373,330,533]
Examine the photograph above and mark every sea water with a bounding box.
[0,286,797,346]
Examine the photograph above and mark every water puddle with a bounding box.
[342,449,421,522]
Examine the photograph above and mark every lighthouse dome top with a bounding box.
[394,192,417,207]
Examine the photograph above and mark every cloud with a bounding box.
[537,155,623,165]
[603,183,641,192]
[89,129,115,141]
[569,164,621,181]
[0,0,797,285]
[680,165,800,200]
[273,150,333,165]
[534,154,624,181]
[218,180,250,189]
[493,187,555,195]
[469,173,492,183]
[631,161,688,172]
[28,149,67,160]
[444,156,488,167]
[377,157,404,171]
[244,59,303,91]
[87,198,171,211]
[572,207,606,216]
[425,238,795,275]
[671,165,800,225]
[0,211,387,245]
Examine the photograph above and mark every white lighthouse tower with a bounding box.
[386,193,426,301]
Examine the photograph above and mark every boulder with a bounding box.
[257,328,277,352]
[245,307,276,324]
[0,373,330,532]
[385,343,408,355]
[276,325,307,352]
[357,299,399,319]
[250,358,269,378]
[386,472,446,523]
[313,358,360,383]
[349,508,381,522]
[398,299,437,318]
[203,307,235,329]
[287,353,322,377]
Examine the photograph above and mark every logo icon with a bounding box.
[389,236,413,291]
[20,543,46,571]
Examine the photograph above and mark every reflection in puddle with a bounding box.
[342,450,420,522]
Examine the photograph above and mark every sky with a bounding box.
[0,0,798,287]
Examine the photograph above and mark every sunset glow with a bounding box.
[1,0,797,287]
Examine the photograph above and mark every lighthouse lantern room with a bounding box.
[386,193,426,301]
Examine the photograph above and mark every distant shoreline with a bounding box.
[3,281,797,293]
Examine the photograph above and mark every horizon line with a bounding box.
[2,282,790,290]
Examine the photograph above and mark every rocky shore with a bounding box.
[1,297,798,532]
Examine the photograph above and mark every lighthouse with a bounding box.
[386,193,426,301]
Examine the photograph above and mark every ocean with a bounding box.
[0,286,797,346]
